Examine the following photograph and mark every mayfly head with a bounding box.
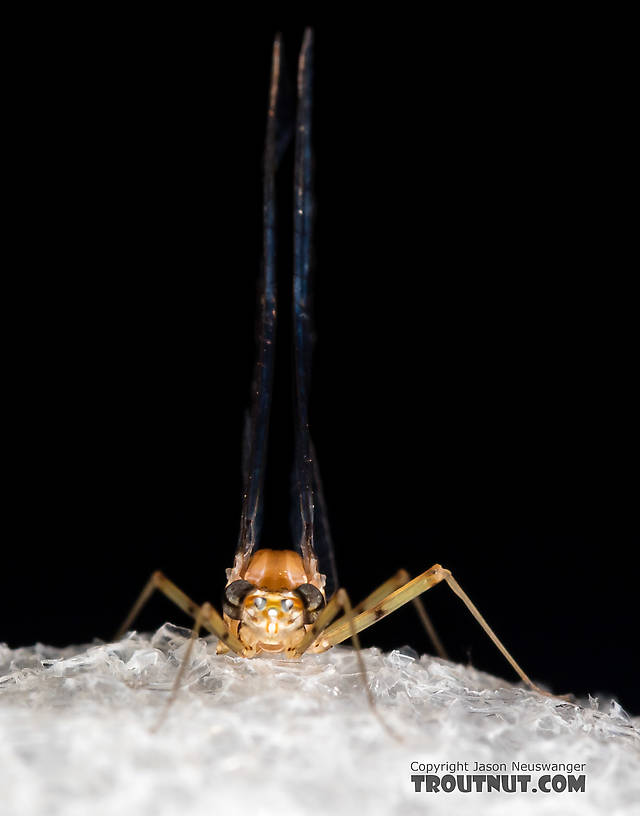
[222,549,325,653]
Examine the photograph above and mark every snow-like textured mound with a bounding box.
[1,624,638,816]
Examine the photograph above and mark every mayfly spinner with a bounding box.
[116,30,551,726]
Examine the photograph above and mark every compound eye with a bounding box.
[253,596,267,611]
[223,580,255,620]
[281,598,294,612]
[294,583,326,624]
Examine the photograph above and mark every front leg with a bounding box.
[154,601,223,731]
[314,564,545,694]
[292,588,399,740]
[115,570,244,656]
[322,568,449,659]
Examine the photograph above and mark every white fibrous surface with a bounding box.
[0,624,638,816]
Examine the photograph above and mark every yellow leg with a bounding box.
[152,601,213,732]
[293,587,400,740]
[411,594,449,661]
[115,570,244,656]
[351,569,411,615]
[325,569,449,660]
[292,588,350,657]
[315,564,544,694]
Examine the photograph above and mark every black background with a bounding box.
[3,18,638,713]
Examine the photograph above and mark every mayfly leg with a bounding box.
[114,570,243,655]
[317,564,549,694]
[152,602,212,733]
[329,569,449,661]
[292,587,401,741]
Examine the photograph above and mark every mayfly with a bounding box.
[116,29,549,723]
